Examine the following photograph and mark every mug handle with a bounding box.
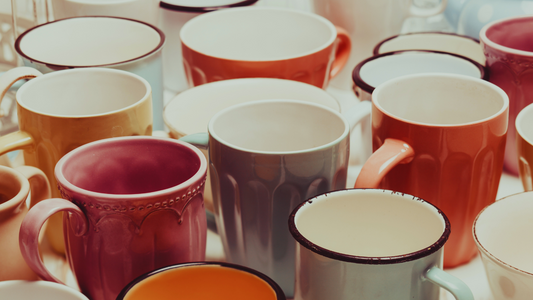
[19,199,88,284]
[15,166,51,209]
[354,138,415,188]
[0,67,43,156]
[425,266,474,300]
[409,0,448,18]
[329,26,352,79]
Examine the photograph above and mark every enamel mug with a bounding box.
[0,280,89,300]
[516,103,533,191]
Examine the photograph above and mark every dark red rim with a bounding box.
[352,49,489,95]
[15,16,165,70]
[288,188,451,265]
[160,0,258,12]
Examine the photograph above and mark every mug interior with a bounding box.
[17,17,162,67]
[208,99,347,153]
[58,137,203,195]
[484,17,533,52]
[474,192,533,274]
[17,68,149,117]
[516,103,533,145]
[118,263,283,300]
[0,169,24,205]
[180,7,335,60]
[373,74,506,125]
[292,189,447,260]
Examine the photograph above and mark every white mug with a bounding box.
[0,280,89,300]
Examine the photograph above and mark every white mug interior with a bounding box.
[516,103,533,145]
[373,73,507,126]
[180,7,336,61]
[17,68,150,117]
[17,17,162,67]
[208,99,347,153]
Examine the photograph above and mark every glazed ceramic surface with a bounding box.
[0,280,89,300]
[289,189,474,300]
[0,165,50,281]
[180,7,350,89]
[117,262,286,300]
[311,0,448,90]
[159,0,257,92]
[15,16,165,130]
[0,66,153,254]
[373,32,485,65]
[516,103,533,191]
[354,73,508,268]
[352,50,486,101]
[480,15,533,175]
[180,100,355,297]
[51,0,160,26]
[474,191,533,300]
[19,136,207,300]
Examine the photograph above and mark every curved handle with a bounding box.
[15,166,51,209]
[342,100,371,132]
[178,132,209,150]
[425,267,474,300]
[354,138,415,188]
[19,199,88,284]
[0,67,43,104]
[409,0,448,18]
[329,26,352,79]
[0,131,35,156]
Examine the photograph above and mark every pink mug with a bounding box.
[19,136,208,300]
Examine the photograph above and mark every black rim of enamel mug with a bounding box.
[15,16,166,71]
[372,31,481,56]
[160,0,258,12]
[115,261,287,300]
[351,49,489,96]
[288,188,451,265]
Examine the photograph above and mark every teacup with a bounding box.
[0,280,89,300]
[354,73,509,268]
[180,6,351,89]
[19,136,208,300]
[117,262,286,300]
[289,189,474,300]
[14,16,166,130]
[516,103,533,191]
[352,50,487,101]
[473,191,533,299]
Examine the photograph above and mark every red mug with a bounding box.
[19,136,208,300]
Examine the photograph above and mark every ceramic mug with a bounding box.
[373,32,485,66]
[352,50,487,101]
[0,66,153,254]
[116,262,286,300]
[480,15,533,175]
[158,0,258,92]
[517,103,533,191]
[354,73,509,268]
[311,0,448,90]
[473,191,533,300]
[14,16,165,130]
[19,136,208,300]
[180,99,369,297]
[180,6,351,89]
[289,189,474,300]
[0,280,89,300]
[0,165,50,281]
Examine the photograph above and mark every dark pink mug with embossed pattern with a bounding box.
[19,136,208,300]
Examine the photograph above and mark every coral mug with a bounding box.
[354,73,508,268]
[19,136,208,300]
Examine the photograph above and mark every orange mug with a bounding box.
[180,7,350,89]
[354,73,509,268]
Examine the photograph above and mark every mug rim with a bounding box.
[352,50,488,95]
[160,0,258,12]
[288,188,451,265]
[516,103,533,146]
[473,191,533,277]
[372,32,481,56]
[15,16,166,69]
[116,261,286,300]
[479,15,533,57]
[54,136,208,200]
[371,72,509,128]
[207,99,349,155]
[180,6,337,62]
[16,68,151,118]
[0,166,30,212]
